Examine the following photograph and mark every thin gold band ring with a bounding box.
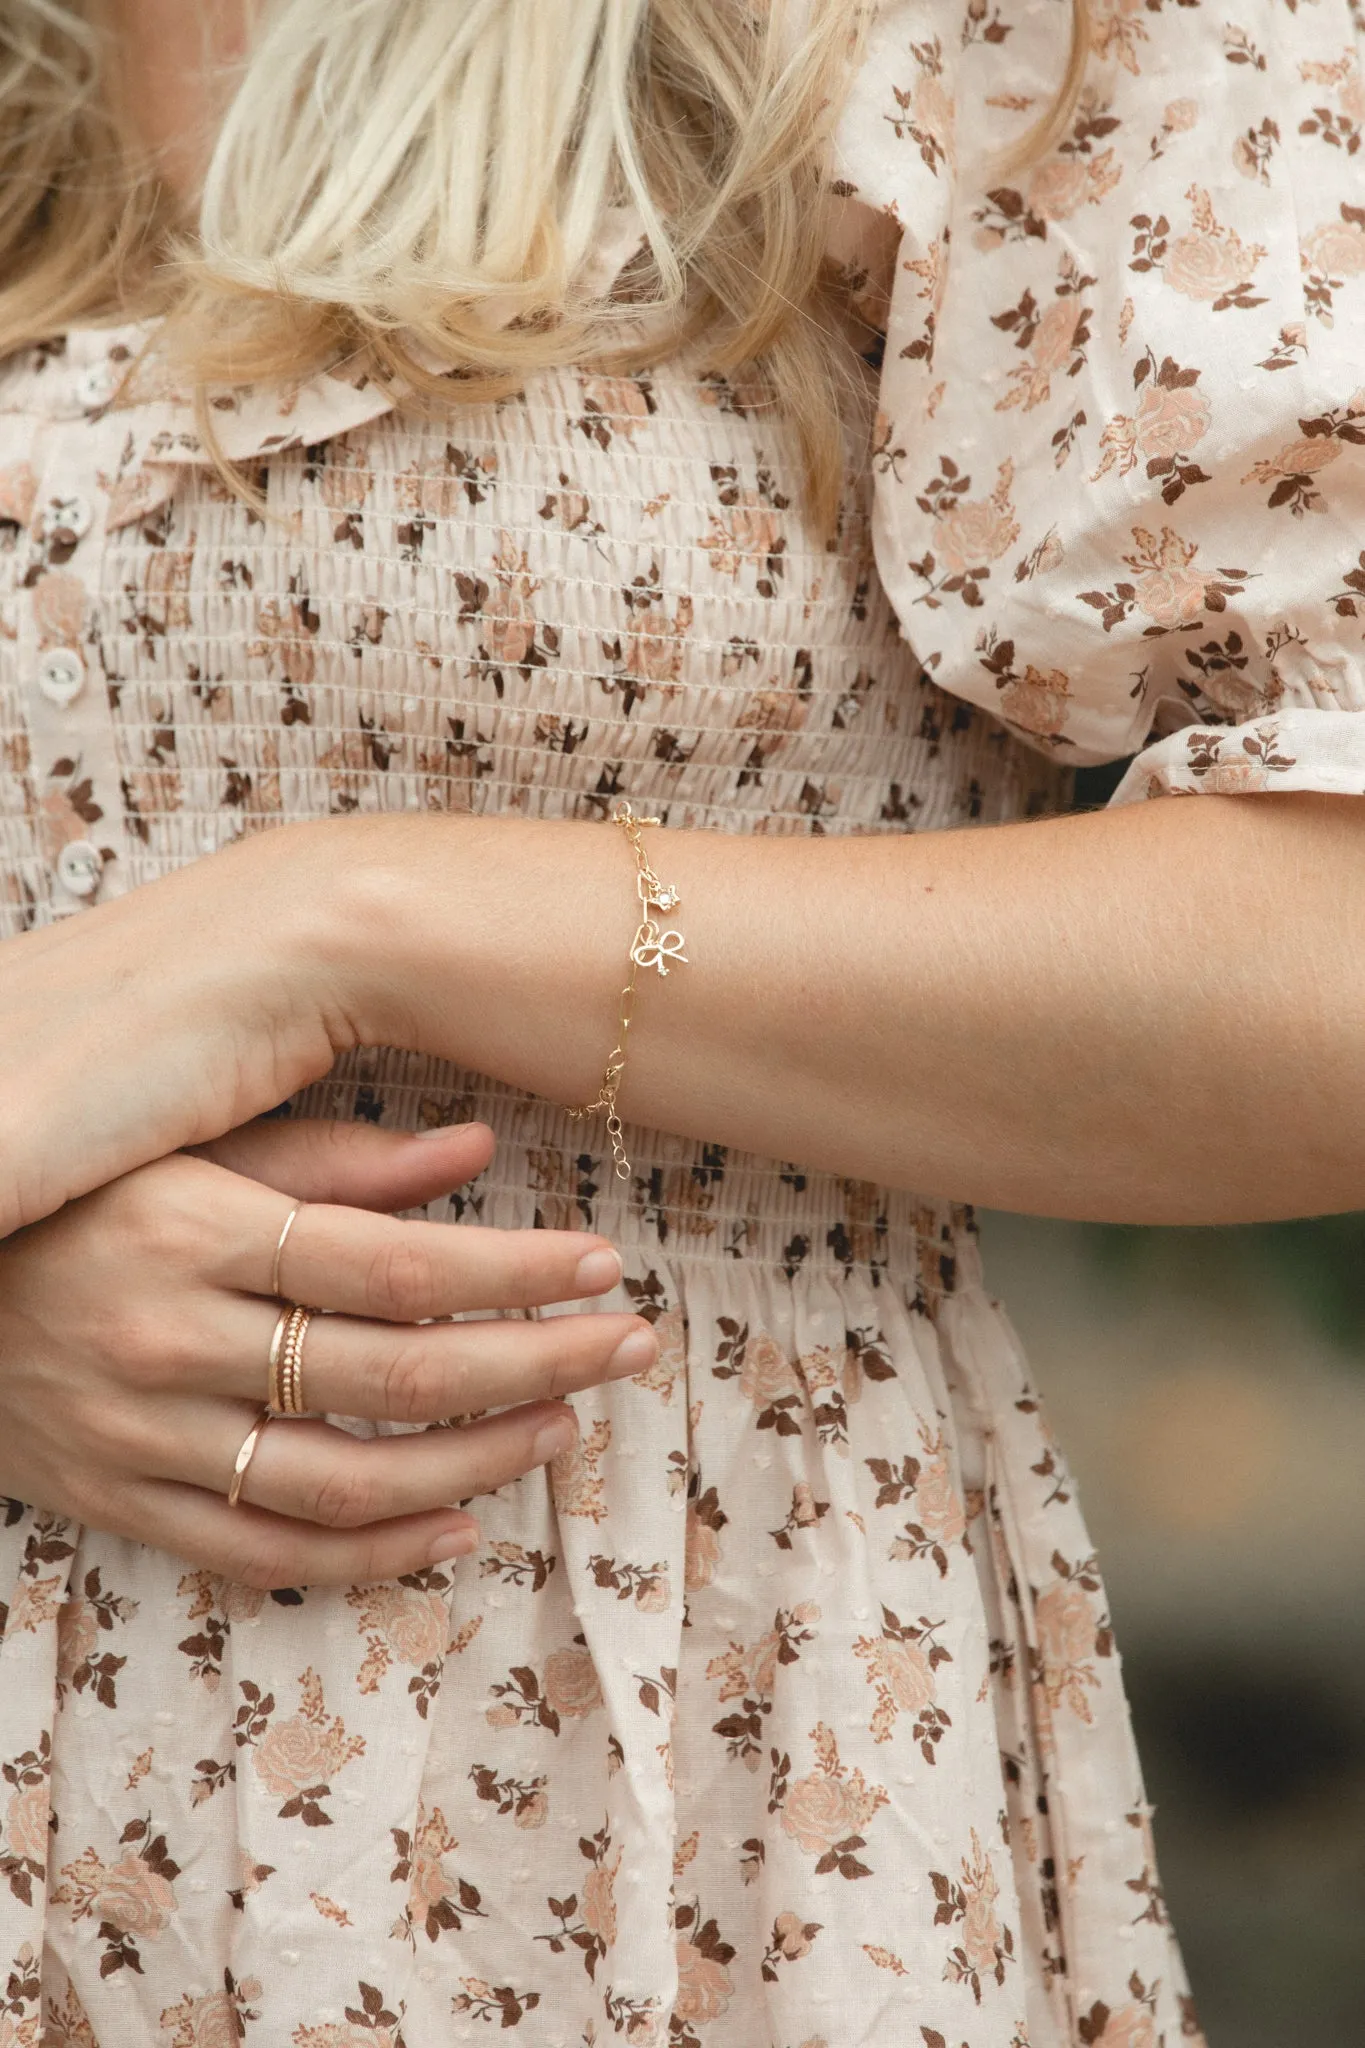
[270,1203,302,1299]
[227,1409,273,1509]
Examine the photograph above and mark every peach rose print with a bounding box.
[1303,214,1365,279]
[158,1975,262,2048]
[674,1935,734,2024]
[736,1331,802,1409]
[347,1581,450,1694]
[2,1780,49,1869]
[777,1722,888,1875]
[1122,525,1228,629]
[550,1415,611,1522]
[245,1667,365,1823]
[933,461,1019,578]
[1158,185,1266,303]
[543,1643,605,1720]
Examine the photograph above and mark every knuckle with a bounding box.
[309,1460,381,1530]
[378,1339,439,1425]
[364,1235,439,1321]
[229,1540,297,1593]
[103,1308,173,1390]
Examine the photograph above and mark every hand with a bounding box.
[0,822,381,1237]
[0,1118,658,1588]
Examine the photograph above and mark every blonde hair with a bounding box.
[0,0,1087,531]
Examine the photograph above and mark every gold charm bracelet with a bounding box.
[564,800,687,1181]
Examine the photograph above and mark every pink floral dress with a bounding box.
[2,0,1361,2043]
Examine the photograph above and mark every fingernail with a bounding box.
[608,1327,659,1378]
[427,1526,479,1563]
[573,1246,623,1295]
[414,1121,472,1140]
[532,1417,578,1463]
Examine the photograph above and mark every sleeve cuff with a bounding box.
[1108,710,1365,806]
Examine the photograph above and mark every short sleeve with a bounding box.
[832,0,1365,804]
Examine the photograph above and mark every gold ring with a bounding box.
[227,1409,273,1509]
[270,1203,302,1299]
[277,1304,314,1416]
[267,1307,292,1413]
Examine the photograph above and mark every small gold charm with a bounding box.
[632,926,688,975]
[649,884,681,912]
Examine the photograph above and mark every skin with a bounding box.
[5,5,1364,1587]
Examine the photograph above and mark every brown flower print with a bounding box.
[292,1981,404,2046]
[684,1482,727,1589]
[1080,1998,1159,2047]
[1092,353,1212,506]
[1157,185,1268,306]
[2,1741,50,1908]
[1081,525,1251,635]
[158,1972,262,2048]
[347,1576,451,1704]
[1034,1560,1114,1724]
[769,1479,831,1552]
[390,1802,485,1945]
[53,1822,182,1979]
[737,1331,802,1410]
[778,1722,888,1876]
[1027,148,1122,224]
[486,1637,604,1732]
[933,462,1019,579]
[543,1644,604,1719]
[587,1553,672,1613]
[673,1926,735,2031]
[930,1827,1016,2003]
[55,1567,138,1707]
[853,1606,952,1755]
[537,1821,619,1979]
[549,1416,612,1522]
[577,372,657,449]
[241,1667,365,1825]
[468,1762,549,1830]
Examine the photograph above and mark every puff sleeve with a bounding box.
[832,0,1365,804]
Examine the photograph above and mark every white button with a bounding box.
[36,648,85,706]
[45,493,93,543]
[56,839,101,898]
[77,361,116,410]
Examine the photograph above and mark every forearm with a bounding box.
[335,790,1365,1227]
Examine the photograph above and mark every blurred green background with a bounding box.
[976,1204,1365,2044]
[980,762,1365,2042]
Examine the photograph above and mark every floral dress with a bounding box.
[2,1,1362,2044]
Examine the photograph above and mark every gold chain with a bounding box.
[564,800,687,1180]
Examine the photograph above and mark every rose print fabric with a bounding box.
[12,0,1357,2029]
[828,0,1365,803]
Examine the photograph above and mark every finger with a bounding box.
[118,1478,481,1590]
[215,1297,659,1422]
[187,1116,496,1213]
[160,1402,579,1527]
[211,1180,626,1317]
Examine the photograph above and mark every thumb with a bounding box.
[185,1117,495,1212]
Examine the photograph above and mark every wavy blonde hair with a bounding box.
[0,0,1087,530]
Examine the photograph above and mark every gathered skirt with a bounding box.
[0,1075,1199,2048]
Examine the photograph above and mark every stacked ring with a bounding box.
[267,1304,315,1415]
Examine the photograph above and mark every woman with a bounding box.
[2,0,1363,2039]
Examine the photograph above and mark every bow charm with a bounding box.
[631,923,688,976]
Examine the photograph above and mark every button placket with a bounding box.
[21,413,131,918]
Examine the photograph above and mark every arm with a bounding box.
[330,789,1365,1227]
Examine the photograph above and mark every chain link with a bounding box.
[563,801,688,1180]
